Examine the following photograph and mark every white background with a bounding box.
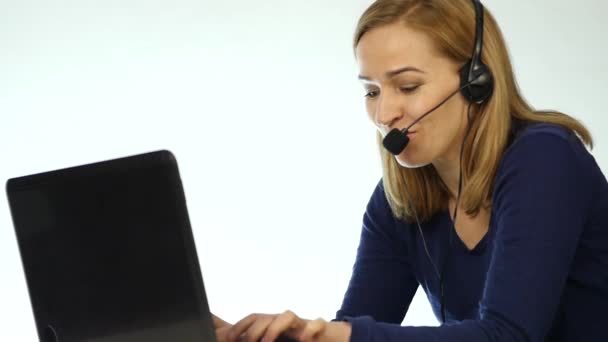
[1,0,607,340]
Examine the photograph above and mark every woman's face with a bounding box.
[356,22,470,168]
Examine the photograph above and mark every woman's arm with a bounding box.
[335,180,419,324]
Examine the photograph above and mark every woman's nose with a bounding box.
[374,92,404,129]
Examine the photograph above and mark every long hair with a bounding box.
[354,0,593,222]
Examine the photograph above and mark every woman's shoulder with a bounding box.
[494,121,603,205]
[367,178,445,233]
[508,121,582,149]
[501,121,592,170]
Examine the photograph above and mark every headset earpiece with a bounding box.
[459,59,493,103]
[459,0,494,104]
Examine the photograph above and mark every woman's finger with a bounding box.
[215,326,232,342]
[213,314,231,329]
[241,315,275,342]
[262,310,303,342]
[228,314,260,341]
[296,318,326,342]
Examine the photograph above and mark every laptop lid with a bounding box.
[6,150,216,342]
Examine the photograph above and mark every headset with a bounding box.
[459,0,494,103]
[412,0,494,324]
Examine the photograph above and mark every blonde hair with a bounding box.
[354,0,593,222]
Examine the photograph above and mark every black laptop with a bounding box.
[6,150,217,342]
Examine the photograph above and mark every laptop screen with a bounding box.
[7,151,216,342]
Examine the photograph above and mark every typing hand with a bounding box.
[225,311,327,342]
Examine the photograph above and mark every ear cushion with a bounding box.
[459,59,494,103]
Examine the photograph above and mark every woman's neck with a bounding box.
[433,149,462,199]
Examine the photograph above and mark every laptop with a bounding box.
[6,150,217,342]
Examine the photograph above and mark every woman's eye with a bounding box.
[400,85,420,93]
[363,85,418,98]
[364,90,379,98]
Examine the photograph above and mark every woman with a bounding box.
[213,0,608,341]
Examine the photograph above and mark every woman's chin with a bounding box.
[394,153,429,169]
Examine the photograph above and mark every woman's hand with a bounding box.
[225,310,351,342]
[212,313,233,342]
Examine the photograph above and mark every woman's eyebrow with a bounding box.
[358,66,426,81]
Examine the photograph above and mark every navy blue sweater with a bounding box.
[335,123,608,341]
